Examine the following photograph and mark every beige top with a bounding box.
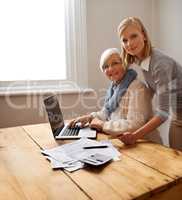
[91,79,153,136]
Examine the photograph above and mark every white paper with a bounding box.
[41,138,121,172]
[45,156,84,172]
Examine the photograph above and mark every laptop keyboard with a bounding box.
[61,126,80,136]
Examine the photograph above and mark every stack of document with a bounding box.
[41,138,121,172]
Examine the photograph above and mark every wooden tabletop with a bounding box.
[1,123,182,200]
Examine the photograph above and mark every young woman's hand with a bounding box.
[117,132,138,145]
[89,118,104,132]
[68,115,93,128]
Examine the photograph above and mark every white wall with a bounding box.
[0,92,97,128]
[152,0,182,64]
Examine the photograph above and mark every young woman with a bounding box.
[68,48,161,143]
[117,17,182,150]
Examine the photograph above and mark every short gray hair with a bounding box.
[99,48,121,71]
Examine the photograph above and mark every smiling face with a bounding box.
[103,53,125,82]
[120,24,146,59]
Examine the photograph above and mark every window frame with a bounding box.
[0,0,88,95]
[65,0,88,89]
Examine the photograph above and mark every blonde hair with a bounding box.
[117,17,152,68]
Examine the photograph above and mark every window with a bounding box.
[0,0,88,93]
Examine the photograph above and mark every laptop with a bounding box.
[43,95,96,139]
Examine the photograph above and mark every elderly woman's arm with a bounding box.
[68,107,108,128]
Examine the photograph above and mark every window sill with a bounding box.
[0,85,94,96]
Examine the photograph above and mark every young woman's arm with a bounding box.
[134,115,163,138]
[117,115,164,145]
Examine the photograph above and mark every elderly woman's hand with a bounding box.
[68,114,93,128]
[117,132,138,145]
[89,118,104,132]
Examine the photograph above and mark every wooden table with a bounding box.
[1,123,182,200]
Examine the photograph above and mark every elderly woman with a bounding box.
[69,48,160,143]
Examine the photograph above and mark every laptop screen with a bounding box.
[44,95,64,136]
